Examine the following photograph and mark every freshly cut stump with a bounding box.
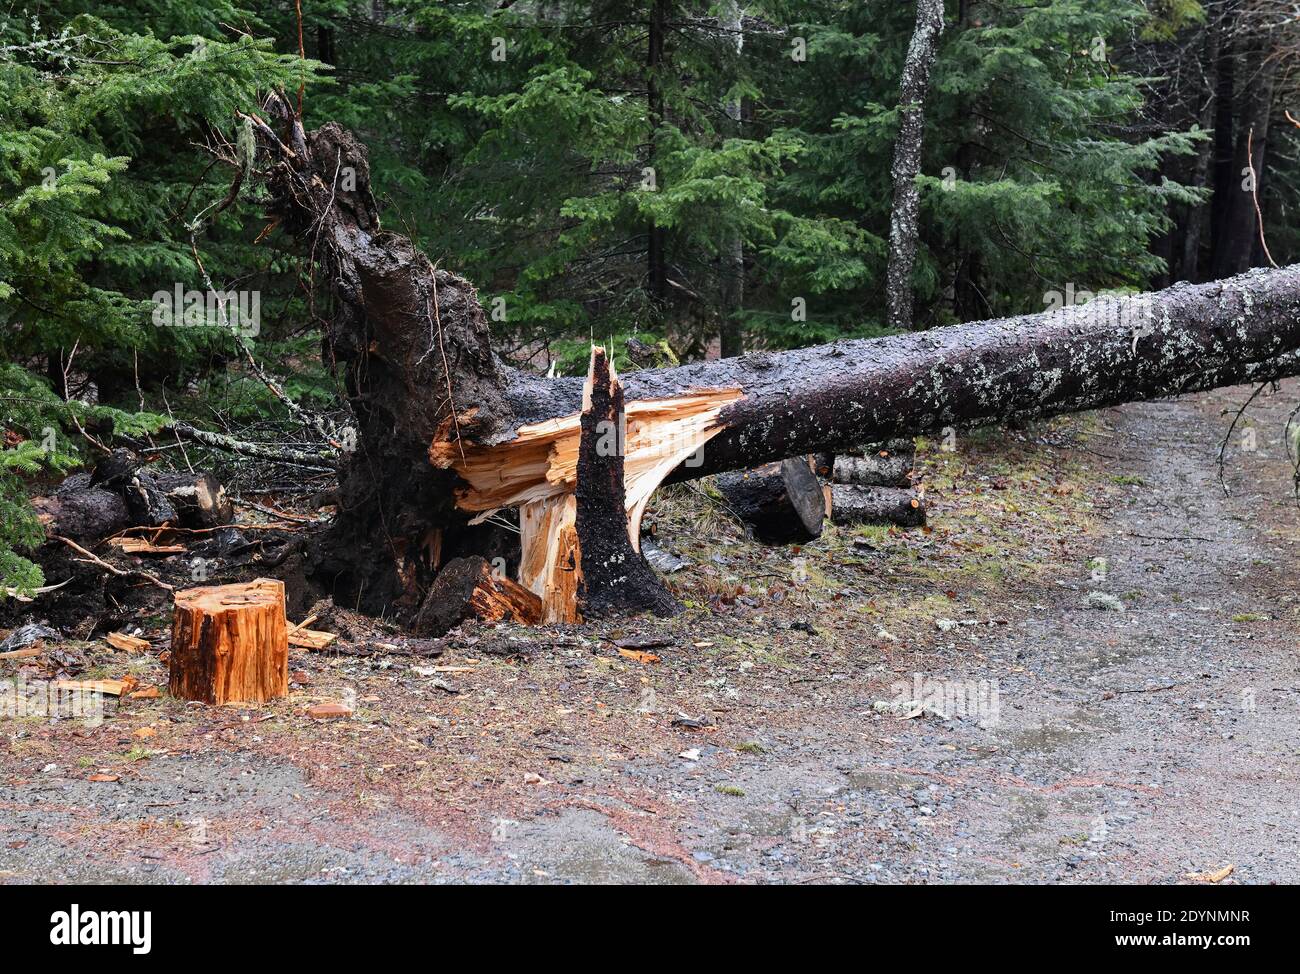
[169,578,288,704]
[716,457,826,544]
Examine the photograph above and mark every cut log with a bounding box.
[832,439,915,488]
[168,578,288,704]
[831,485,927,528]
[716,457,827,544]
[250,99,1300,624]
[412,555,544,635]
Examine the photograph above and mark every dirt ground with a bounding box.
[3,379,1299,885]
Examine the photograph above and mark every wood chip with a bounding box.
[53,679,128,696]
[0,647,43,661]
[87,773,120,783]
[306,702,352,719]
[1186,864,1234,883]
[108,537,186,555]
[106,632,150,653]
[129,686,160,700]
[289,628,338,650]
[287,614,318,634]
[618,648,661,664]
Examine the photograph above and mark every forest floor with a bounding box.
[2,379,1299,884]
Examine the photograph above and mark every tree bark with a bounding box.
[719,0,745,357]
[831,485,926,528]
[885,0,945,331]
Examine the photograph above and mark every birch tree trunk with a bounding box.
[884,0,945,331]
[719,0,746,357]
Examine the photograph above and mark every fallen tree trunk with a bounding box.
[250,97,1300,626]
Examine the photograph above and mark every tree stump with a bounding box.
[169,578,289,704]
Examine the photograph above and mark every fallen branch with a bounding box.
[51,535,174,592]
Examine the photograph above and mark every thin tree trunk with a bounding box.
[1225,53,1277,271]
[719,0,745,357]
[1180,25,1219,282]
[647,0,668,306]
[1209,0,1241,278]
[885,0,945,331]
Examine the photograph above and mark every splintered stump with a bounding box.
[432,346,722,624]
[169,578,288,704]
[716,457,827,545]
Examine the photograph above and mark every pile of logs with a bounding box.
[717,440,926,544]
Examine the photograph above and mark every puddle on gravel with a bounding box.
[996,709,1110,768]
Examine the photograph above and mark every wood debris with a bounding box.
[105,632,150,653]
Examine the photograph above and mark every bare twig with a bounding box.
[51,536,174,592]
[1247,126,1278,269]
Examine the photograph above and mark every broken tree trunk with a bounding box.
[573,348,681,619]
[831,485,927,529]
[169,578,288,704]
[716,457,827,544]
[478,348,683,623]
[251,100,1300,627]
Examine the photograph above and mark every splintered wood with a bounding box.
[431,348,741,623]
[105,631,150,653]
[169,577,288,704]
